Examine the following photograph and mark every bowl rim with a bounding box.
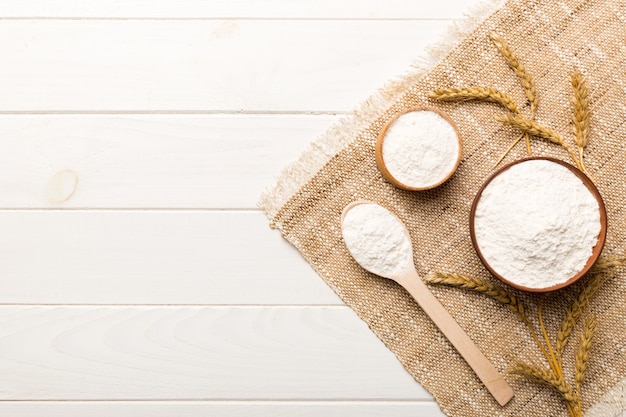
[375,106,463,191]
[469,156,607,293]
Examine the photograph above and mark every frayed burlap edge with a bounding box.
[587,381,626,417]
[258,0,506,220]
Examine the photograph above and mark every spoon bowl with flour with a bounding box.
[470,157,607,292]
[341,201,514,406]
[376,107,462,190]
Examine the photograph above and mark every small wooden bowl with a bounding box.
[469,157,607,293]
[376,106,463,191]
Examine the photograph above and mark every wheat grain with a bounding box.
[571,70,590,149]
[489,32,538,117]
[575,316,597,390]
[572,69,591,174]
[428,87,521,115]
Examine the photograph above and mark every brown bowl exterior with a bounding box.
[469,157,607,293]
[375,106,463,191]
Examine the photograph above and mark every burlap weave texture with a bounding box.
[262,0,626,415]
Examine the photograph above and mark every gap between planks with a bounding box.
[0,0,468,20]
[0,17,453,21]
[0,400,446,417]
[0,110,349,115]
[0,304,349,307]
[0,399,436,402]
[0,208,265,211]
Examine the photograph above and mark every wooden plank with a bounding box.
[0,20,446,112]
[0,0,466,19]
[0,401,445,417]
[0,115,336,209]
[0,210,340,305]
[0,306,428,400]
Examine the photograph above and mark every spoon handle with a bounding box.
[398,268,514,406]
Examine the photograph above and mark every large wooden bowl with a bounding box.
[469,157,607,293]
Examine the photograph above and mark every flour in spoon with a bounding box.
[473,159,601,288]
[342,203,413,277]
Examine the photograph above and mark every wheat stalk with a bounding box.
[571,70,590,171]
[575,316,597,391]
[510,363,578,405]
[556,274,604,358]
[492,132,526,168]
[428,87,521,115]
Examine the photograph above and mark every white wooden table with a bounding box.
[0,1,474,415]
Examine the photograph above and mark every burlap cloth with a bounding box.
[260,0,626,415]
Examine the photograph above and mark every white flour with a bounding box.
[382,110,460,188]
[342,203,413,277]
[473,159,601,289]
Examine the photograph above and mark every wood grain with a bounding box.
[0,20,446,112]
[0,210,339,305]
[0,1,463,19]
[0,115,337,208]
[0,306,427,400]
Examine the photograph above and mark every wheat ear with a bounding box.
[490,31,538,154]
[510,363,578,405]
[589,255,626,273]
[489,32,538,117]
[556,274,605,359]
[496,114,566,144]
[428,87,526,167]
[571,70,590,172]
[495,114,586,171]
[575,316,597,391]
[424,272,525,318]
[428,87,521,115]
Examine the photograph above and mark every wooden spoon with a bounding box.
[341,201,514,406]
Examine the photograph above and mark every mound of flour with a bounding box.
[381,110,460,188]
[473,159,601,289]
[342,203,412,277]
